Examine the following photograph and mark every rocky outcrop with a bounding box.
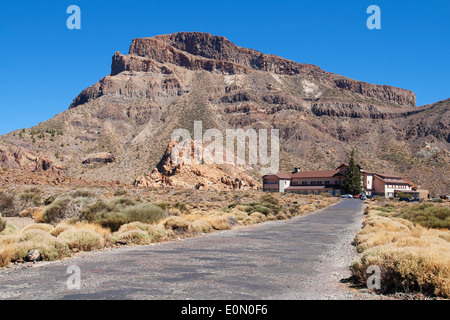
[134,140,259,190]
[311,102,432,119]
[0,144,65,174]
[82,153,117,166]
[69,32,416,109]
[334,78,416,108]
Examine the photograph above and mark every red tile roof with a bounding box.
[285,186,335,190]
[374,174,410,184]
[263,172,292,179]
[291,170,341,179]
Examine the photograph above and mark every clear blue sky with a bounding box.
[0,0,449,134]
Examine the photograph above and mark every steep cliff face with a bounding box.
[71,32,415,110]
[2,32,448,194]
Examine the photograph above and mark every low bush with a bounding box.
[43,193,97,224]
[351,211,450,298]
[117,222,169,242]
[80,199,167,232]
[396,203,450,229]
[123,203,167,224]
[58,228,104,251]
[163,217,191,233]
[0,190,17,216]
[351,246,450,298]
[50,223,72,237]
[0,222,17,236]
[23,223,54,233]
[111,230,152,245]
[259,194,279,205]
[17,188,42,208]
[0,243,15,267]
[191,220,212,234]
[207,216,231,230]
[15,229,71,261]
[250,212,266,223]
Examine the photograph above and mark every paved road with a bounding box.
[0,199,364,300]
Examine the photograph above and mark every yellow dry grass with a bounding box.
[22,223,54,233]
[352,211,450,298]
[57,228,105,251]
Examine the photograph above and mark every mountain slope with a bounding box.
[1,32,448,195]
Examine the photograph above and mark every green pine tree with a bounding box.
[343,150,363,195]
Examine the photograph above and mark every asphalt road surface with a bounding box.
[0,199,364,300]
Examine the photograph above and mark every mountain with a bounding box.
[0,32,448,195]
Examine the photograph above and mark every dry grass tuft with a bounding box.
[250,212,266,223]
[190,220,213,234]
[58,228,104,251]
[162,217,191,233]
[0,243,16,267]
[352,210,450,298]
[206,216,231,230]
[111,230,152,245]
[23,223,54,233]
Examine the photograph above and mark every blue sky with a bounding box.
[0,0,449,134]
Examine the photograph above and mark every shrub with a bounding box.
[0,243,15,267]
[15,229,70,261]
[80,199,166,232]
[174,202,190,213]
[260,194,279,205]
[113,188,128,196]
[0,223,17,236]
[207,216,231,230]
[19,207,42,218]
[23,223,54,233]
[17,188,42,208]
[250,212,266,223]
[0,190,17,217]
[93,211,129,232]
[163,217,191,233]
[111,230,152,245]
[58,228,104,251]
[351,247,450,298]
[50,224,72,237]
[191,220,213,234]
[153,202,170,210]
[351,211,450,298]
[13,239,70,261]
[397,203,450,229]
[73,222,111,238]
[275,212,288,220]
[43,194,60,205]
[123,203,167,224]
[43,194,97,224]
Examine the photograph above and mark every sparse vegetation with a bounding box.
[396,203,450,229]
[351,200,450,298]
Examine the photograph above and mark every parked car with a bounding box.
[341,194,353,198]
[399,197,411,202]
[360,195,367,200]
